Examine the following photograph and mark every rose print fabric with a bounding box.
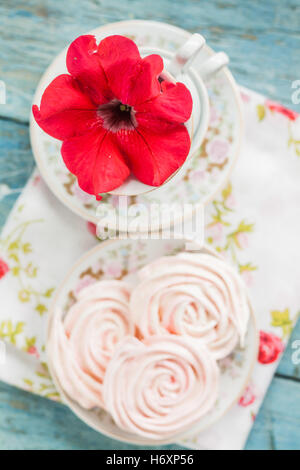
[0,86,299,449]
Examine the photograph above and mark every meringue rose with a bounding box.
[48,280,133,408]
[33,35,192,197]
[103,335,219,440]
[130,252,250,360]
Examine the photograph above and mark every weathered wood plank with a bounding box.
[0,373,299,450]
[0,119,34,227]
[0,0,299,123]
[246,376,300,450]
[0,381,185,450]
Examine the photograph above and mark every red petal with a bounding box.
[116,123,190,186]
[32,75,98,140]
[98,35,163,106]
[61,129,130,195]
[98,35,140,66]
[67,35,112,105]
[135,81,192,123]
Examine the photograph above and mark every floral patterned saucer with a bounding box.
[46,239,258,446]
[30,20,243,232]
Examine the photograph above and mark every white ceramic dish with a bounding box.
[46,239,258,446]
[30,20,243,232]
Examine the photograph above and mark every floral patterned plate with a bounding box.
[46,239,258,445]
[30,20,243,232]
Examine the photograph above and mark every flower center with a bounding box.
[97,99,137,132]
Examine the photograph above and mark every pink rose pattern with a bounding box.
[241,270,254,287]
[206,138,230,164]
[207,222,224,242]
[27,345,40,360]
[258,331,284,365]
[103,261,123,279]
[239,384,256,407]
[236,232,249,249]
[75,275,96,296]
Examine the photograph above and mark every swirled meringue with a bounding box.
[130,252,250,359]
[103,335,219,440]
[48,280,133,409]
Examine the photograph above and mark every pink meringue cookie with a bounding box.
[130,252,250,360]
[48,280,133,409]
[103,335,219,440]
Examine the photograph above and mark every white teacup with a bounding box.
[110,34,229,196]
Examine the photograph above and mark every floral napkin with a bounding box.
[0,86,299,450]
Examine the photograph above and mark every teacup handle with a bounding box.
[197,52,229,80]
[167,33,206,78]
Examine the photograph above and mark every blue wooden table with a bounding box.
[0,0,299,450]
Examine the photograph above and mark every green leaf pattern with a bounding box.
[0,218,55,314]
[23,362,60,401]
[206,182,258,274]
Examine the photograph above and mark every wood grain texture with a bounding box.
[0,0,299,450]
[0,382,185,450]
[0,0,299,122]
[0,374,299,450]
[0,119,34,227]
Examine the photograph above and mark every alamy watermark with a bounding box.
[291,80,300,105]
[95,198,205,248]
[291,340,300,365]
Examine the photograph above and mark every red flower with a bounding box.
[238,385,256,407]
[265,100,298,121]
[258,331,284,365]
[0,259,9,279]
[33,35,192,197]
